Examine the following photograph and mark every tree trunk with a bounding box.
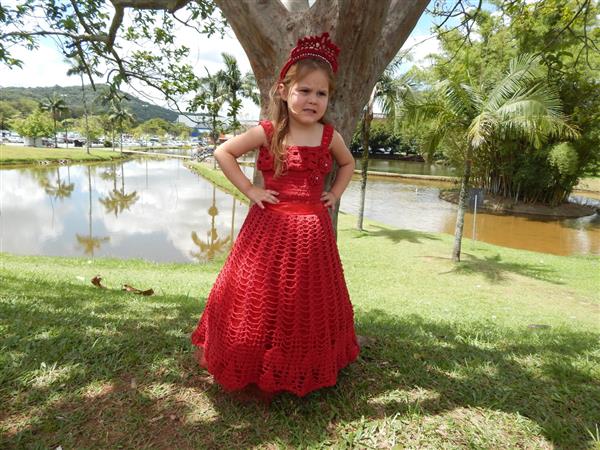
[53,116,58,148]
[357,87,375,231]
[452,150,473,262]
[80,73,90,154]
[215,0,429,227]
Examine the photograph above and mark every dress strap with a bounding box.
[259,120,274,145]
[320,123,334,149]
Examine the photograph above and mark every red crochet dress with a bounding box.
[191,120,360,397]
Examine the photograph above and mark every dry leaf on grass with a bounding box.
[91,275,106,289]
[122,284,154,296]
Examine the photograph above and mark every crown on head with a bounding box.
[279,32,340,81]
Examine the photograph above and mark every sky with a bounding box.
[0,3,441,120]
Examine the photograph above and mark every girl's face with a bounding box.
[280,69,330,126]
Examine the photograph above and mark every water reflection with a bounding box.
[1,158,249,262]
[36,166,75,201]
[98,164,140,217]
[190,184,232,262]
[354,159,456,177]
[2,158,598,259]
[75,166,110,256]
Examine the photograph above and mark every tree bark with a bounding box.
[214,0,429,228]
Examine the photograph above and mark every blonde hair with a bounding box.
[267,58,336,177]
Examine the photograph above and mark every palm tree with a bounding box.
[357,59,411,230]
[40,93,68,148]
[402,54,579,261]
[109,103,134,153]
[97,87,131,151]
[194,68,226,168]
[61,118,75,148]
[217,53,260,136]
[66,57,100,155]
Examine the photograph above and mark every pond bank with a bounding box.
[187,160,598,218]
[0,145,127,166]
[439,189,598,218]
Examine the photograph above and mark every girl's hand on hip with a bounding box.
[246,186,279,209]
[321,191,337,208]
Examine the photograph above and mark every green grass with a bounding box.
[0,145,127,166]
[1,213,599,449]
[186,161,249,204]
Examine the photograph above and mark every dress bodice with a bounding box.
[257,120,334,203]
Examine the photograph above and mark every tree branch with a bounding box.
[111,0,192,13]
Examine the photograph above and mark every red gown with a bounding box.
[191,120,360,397]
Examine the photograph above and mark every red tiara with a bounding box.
[279,32,340,81]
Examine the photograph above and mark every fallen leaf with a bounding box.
[91,275,106,289]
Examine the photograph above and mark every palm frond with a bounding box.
[486,54,544,112]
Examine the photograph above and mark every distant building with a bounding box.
[177,113,259,138]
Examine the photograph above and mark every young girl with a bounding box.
[191,32,360,400]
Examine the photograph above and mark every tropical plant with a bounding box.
[109,103,134,153]
[67,57,100,154]
[402,54,579,261]
[193,69,226,168]
[39,93,68,148]
[216,53,260,135]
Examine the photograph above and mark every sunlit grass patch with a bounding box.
[1,216,599,448]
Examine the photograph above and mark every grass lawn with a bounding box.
[0,145,126,166]
[1,212,599,449]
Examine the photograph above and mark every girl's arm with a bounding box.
[321,130,355,208]
[214,126,279,209]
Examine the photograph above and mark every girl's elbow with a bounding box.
[214,146,226,160]
[342,159,356,170]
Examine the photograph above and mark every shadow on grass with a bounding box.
[357,225,441,245]
[1,274,598,449]
[432,252,564,284]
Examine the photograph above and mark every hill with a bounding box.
[0,85,178,123]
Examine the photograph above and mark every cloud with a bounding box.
[1,40,83,88]
[400,34,442,68]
